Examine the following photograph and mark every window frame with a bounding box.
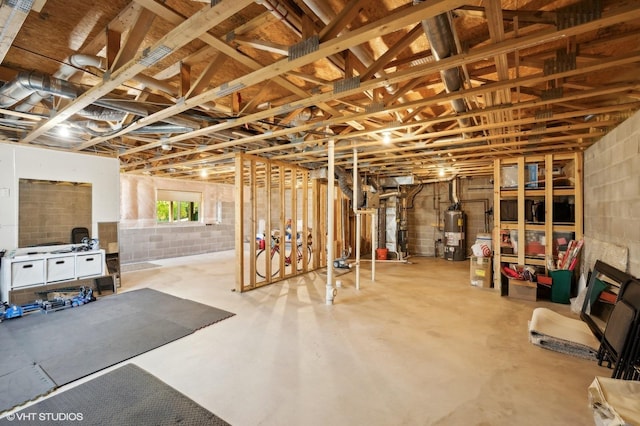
[156,190,202,224]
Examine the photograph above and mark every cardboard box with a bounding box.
[508,279,537,301]
[470,256,492,288]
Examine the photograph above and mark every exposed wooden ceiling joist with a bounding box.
[0,0,637,182]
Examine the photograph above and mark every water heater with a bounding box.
[444,210,466,261]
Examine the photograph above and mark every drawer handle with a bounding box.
[84,258,95,262]
[56,260,65,264]
[22,264,33,269]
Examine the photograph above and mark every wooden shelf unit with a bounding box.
[493,153,583,289]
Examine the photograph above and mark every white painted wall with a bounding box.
[0,143,120,250]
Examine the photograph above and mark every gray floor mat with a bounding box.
[37,312,192,385]
[0,288,234,413]
[0,364,230,426]
[0,365,55,415]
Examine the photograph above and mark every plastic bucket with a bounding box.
[550,269,573,304]
[476,233,492,247]
[376,248,388,260]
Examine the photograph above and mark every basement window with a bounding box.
[156,190,201,223]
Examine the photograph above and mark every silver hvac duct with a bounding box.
[334,166,365,208]
[76,105,128,122]
[128,124,195,135]
[414,1,471,128]
[91,100,149,119]
[0,71,198,133]
[450,175,460,205]
[0,71,77,108]
[16,54,178,113]
[15,54,104,113]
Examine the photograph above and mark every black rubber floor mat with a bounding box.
[0,288,234,413]
[0,363,230,425]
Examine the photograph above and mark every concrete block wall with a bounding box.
[18,180,92,247]
[119,174,235,264]
[118,221,234,264]
[584,111,640,277]
[408,184,442,256]
[408,177,493,257]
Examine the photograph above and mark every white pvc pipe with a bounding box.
[353,147,360,290]
[355,212,361,290]
[372,211,377,281]
[352,147,358,213]
[326,134,336,304]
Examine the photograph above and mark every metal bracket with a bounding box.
[333,76,361,94]
[288,35,319,61]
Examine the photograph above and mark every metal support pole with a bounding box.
[372,210,377,281]
[355,212,361,290]
[326,133,336,304]
[353,147,361,290]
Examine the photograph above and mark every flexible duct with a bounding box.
[0,69,198,134]
[9,53,202,127]
[14,55,104,113]
[75,105,127,122]
[413,2,471,128]
[16,54,177,113]
[0,71,77,108]
[129,124,195,135]
[334,166,365,208]
[286,107,312,142]
[73,120,122,136]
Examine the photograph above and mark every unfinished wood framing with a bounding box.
[492,152,584,288]
[0,1,638,185]
[234,153,320,292]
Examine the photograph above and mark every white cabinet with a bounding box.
[11,259,45,288]
[1,249,106,303]
[47,256,75,282]
[76,253,103,277]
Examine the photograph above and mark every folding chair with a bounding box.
[597,299,637,378]
[617,278,640,380]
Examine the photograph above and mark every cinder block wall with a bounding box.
[408,177,493,257]
[119,175,235,264]
[584,112,640,277]
[18,180,92,247]
[118,212,234,263]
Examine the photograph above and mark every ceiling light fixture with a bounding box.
[439,168,445,177]
[382,132,391,144]
[200,169,208,178]
[57,125,70,137]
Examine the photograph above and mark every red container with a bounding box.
[376,248,388,260]
[537,275,552,286]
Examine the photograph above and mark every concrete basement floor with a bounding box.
[14,252,613,425]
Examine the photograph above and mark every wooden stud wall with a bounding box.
[234,153,322,292]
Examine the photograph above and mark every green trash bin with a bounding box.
[550,269,573,304]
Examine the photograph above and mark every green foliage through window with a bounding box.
[157,200,199,222]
